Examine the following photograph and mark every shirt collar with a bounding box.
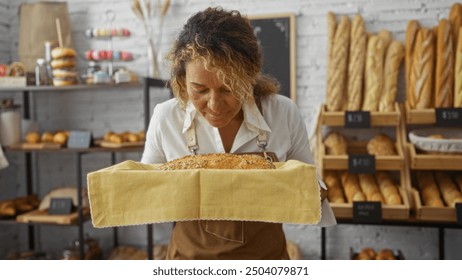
[181,100,272,134]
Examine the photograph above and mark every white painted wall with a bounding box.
[0,0,461,260]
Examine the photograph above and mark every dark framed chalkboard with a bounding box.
[249,13,296,101]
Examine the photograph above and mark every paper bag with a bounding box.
[18,2,73,72]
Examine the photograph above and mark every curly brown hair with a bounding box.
[167,7,280,109]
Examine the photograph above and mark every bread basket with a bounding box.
[408,128,462,153]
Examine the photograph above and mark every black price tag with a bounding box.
[348,155,376,174]
[456,203,462,225]
[67,131,92,148]
[345,111,371,128]
[353,202,382,223]
[435,108,462,127]
[48,198,73,215]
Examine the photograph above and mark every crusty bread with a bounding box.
[367,134,396,156]
[340,172,365,203]
[362,35,385,111]
[326,15,350,111]
[323,170,346,203]
[358,174,384,203]
[156,153,275,170]
[378,29,393,52]
[435,172,462,207]
[347,14,366,111]
[449,3,462,55]
[376,171,402,205]
[379,40,405,112]
[405,20,421,108]
[416,171,444,207]
[455,27,462,107]
[323,131,347,155]
[435,19,454,108]
[410,28,435,109]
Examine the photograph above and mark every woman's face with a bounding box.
[185,59,243,128]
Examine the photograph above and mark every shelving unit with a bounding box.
[0,78,169,259]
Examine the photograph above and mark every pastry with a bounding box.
[323,170,345,203]
[25,132,40,144]
[376,249,396,260]
[323,131,347,155]
[326,15,350,111]
[156,153,275,170]
[405,20,421,108]
[41,132,54,143]
[347,14,366,111]
[435,19,454,108]
[362,35,385,111]
[53,132,68,145]
[379,40,404,112]
[367,134,396,156]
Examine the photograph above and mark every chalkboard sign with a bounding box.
[249,13,296,101]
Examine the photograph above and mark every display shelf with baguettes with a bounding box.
[411,188,459,222]
[320,103,401,127]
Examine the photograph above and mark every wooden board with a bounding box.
[411,189,457,222]
[16,208,89,225]
[11,142,61,149]
[407,143,462,170]
[320,103,401,126]
[99,141,144,148]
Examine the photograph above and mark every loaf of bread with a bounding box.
[416,171,444,207]
[367,134,396,156]
[455,27,462,107]
[456,174,462,192]
[376,249,397,260]
[326,15,350,111]
[378,29,393,52]
[156,153,275,170]
[435,172,462,207]
[406,20,421,108]
[340,172,366,202]
[347,14,366,111]
[409,28,435,109]
[449,3,462,54]
[323,170,346,203]
[376,171,402,205]
[323,131,347,155]
[362,35,385,111]
[358,174,384,203]
[379,40,405,112]
[435,19,454,108]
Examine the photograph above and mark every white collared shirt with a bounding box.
[141,94,336,226]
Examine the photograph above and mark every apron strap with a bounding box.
[186,121,198,155]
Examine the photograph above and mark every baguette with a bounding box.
[379,40,405,112]
[435,19,454,108]
[378,29,393,52]
[416,171,444,207]
[323,170,346,203]
[435,172,462,207]
[362,35,385,111]
[405,20,421,108]
[376,171,402,205]
[455,27,462,107]
[323,131,347,155]
[340,172,366,203]
[347,14,366,111]
[449,3,462,55]
[358,174,384,203]
[326,15,350,111]
[409,28,435,109]
[326,12,337,111]
[455,174,462,192]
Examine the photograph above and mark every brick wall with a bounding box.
[0,0,461,260]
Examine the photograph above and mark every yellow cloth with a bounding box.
[87,160,320,228]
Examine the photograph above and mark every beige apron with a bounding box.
[166,117,289,260]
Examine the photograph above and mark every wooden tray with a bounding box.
[404,102,435,124]
[99,141,144,148]
[16,208,89,225]
[319,103,401,126]
[411,189,457,222]
[10,142,61,149]
[406,143,462,170]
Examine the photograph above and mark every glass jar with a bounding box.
[35,58,50,86]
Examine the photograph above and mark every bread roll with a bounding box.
[405,20,421,108]
[409,28,435,109]
[435,19,454,108]
[362,35,385,111]
[323,131,347,155]
[326,15,350,111]
[376,171,402,205]
[449,3,462,55]
[347,14,366,111]
[435,172,462,207]
[340,172,365,203]
[376,249,396,260]
[367,134,396,156]
[156,153,275,170]
[323,170,346,203]
[379,40,405,112]
[455,27,462,107]
[416,171,444,207]
[358,174,384,202]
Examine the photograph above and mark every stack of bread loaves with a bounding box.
[326,12,404,112]
[51,47,78,86]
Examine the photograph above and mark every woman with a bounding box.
[141,7,336,260]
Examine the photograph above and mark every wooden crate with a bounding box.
[404,102,435,124]
[329,169,411,220]
[411,189,457,222]
[16,208,90,225]
[320,103,401,126]
[406,143,462,170]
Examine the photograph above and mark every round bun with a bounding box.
[41,132,54,143]
[52,69,77,78]
[53,79,77,87]
[25,132,40,144]
[51,59,76,69]
[51,47,77,59]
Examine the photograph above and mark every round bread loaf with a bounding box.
[157,153,275,170]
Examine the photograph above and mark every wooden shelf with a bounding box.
[0,82,142,93]
[404,102,436,124]
[406,143,462,170]
[319,103,401,126]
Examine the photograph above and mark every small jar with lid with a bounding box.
[35,58,50,86]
